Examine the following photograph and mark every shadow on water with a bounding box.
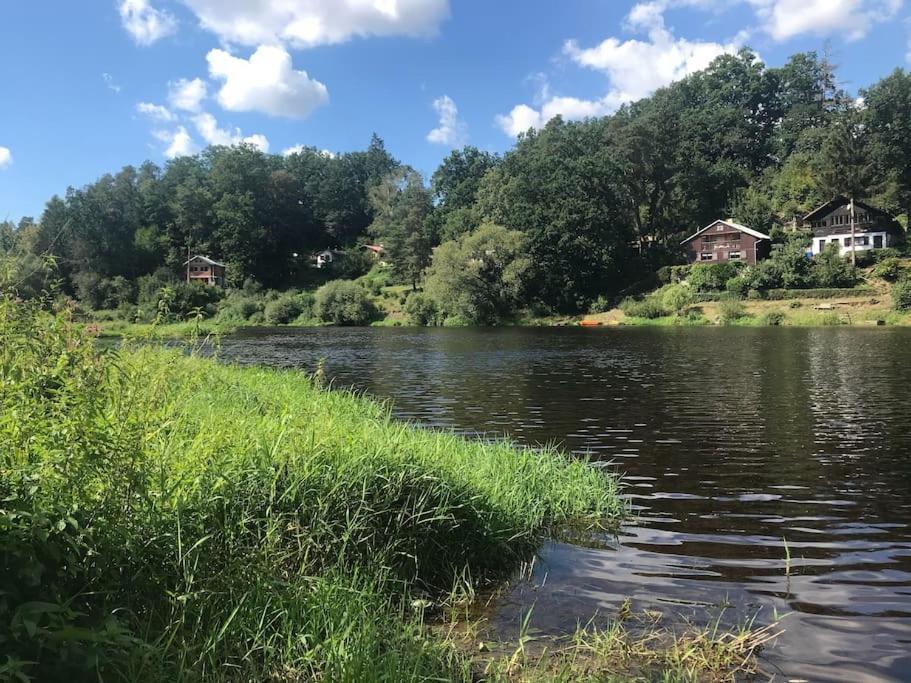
[213,325,911,682]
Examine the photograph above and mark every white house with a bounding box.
[805,198,900,257]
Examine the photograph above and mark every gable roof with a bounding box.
[184,255,226,267]
[681,219,771,244]
[803,197,891,222]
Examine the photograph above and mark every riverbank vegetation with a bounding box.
[0,298,785,681]
[0,296,624,681]
[4,51,911,328]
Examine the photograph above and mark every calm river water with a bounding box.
[216,326,911,682]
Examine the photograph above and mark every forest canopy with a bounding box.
[3,50,911,315]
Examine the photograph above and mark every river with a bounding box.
[215,326,911,682]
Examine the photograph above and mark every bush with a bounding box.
[620,296,669,319]
[315,280,378,326]
[765,287,873,300]
[872,247,902,263]
[788,300,802,309]
[760,310,785,326]
[687,262,742,292]
[872,257,904,282]
[661,284,695,313]
[819,312,846,325]
[261,292,315,325]
[892,280,911,311]
[589,295,612,314]
[657,265,691,285]
[404,292,440,326]
[810,246,859,288]
[718,299,747,324]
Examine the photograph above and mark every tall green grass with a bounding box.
[0,297,621,681]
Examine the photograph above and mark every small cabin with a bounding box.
[681,220,771,265]
[313,249,343,269]
[804,198,902,256]
[184,255,226,286]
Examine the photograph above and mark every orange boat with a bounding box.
[579,319,602,327]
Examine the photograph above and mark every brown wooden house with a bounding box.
[184,255,226,286]
[681,219,771,265]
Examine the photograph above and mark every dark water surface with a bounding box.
[217,326,911,681]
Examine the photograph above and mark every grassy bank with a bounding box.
[1,298,625,681]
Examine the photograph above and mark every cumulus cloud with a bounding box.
[137,101,176,121]
[0,146,12,170]
[207,45,329,119]
[168,77,207,113]
[497,2,738,137]
[426,95,467,146]
[119,0,178,45]
[180,0,449,48]
[747,0,901,41]
[153,126,198,159]
[192,112,270,152]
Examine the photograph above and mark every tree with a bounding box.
[424,223,530,325]
[430,147,499,241]
[368,169,434,290]
[865,69,911,225]
[476,117,633,313]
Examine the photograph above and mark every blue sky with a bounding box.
[1,0,909,222]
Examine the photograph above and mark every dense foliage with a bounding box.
[3,50,911,317]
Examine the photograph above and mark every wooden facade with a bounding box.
[681,220,771,265]
[804,198,902,256]
[184,255,226,286]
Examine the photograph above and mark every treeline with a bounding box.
[3,49,911,320]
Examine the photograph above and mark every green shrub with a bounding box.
[659,285,694,313]
[760,310,785,326]
[687,262,742,292]
[811,246,860,288]
[657,265,691,285]
[765,287,873,300]
[589,295,612,314]
[620,296,669,319]
[265,296,302,325]
[872,247,902,263]
[404,292,440,326]
[892,280,911,311]
[788,300,802,309]
[718,299,747,324]
[315,280,378,326]
[873,257,904,282]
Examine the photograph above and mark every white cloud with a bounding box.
[497,3,738,137]
[167,77,208,113]
[102,73,121,94]
[180,0,449,48]
[282,145,336,157]
[137,101,176,121]
[747,0,901,41]
[426,95,467,146]
[192,112,270,152]
[207,45,328,119]
[0,146,12,170]
[119,0,178,45]
[154,126,198,159]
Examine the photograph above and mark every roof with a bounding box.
[184,255,226,267]
[681,219,771,244]
[363,244,385,253]
[803,197,891,222]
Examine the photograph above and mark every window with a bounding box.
[874,235,884,249]
[700,252,713,261]
[728,251,742,260]
[844,237,852,247]
[857,236,869,246]
[703,235,716,243]
[818,240,826,252]
[831,238,840,245]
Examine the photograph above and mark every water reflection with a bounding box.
[216,326,911,681]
